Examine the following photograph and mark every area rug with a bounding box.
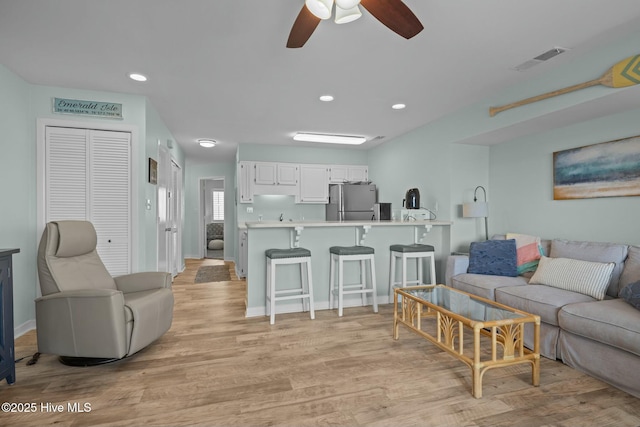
[195,265,231,283]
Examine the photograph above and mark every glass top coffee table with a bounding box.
[393,285,540,398]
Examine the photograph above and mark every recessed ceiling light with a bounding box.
[319,95,334,102]
[129,73,147,82]
[293,132,366,145]
[392,103,406,110]
[198,139,216,148]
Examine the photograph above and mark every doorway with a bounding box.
[202,178,225,259]
[158,145,183,276]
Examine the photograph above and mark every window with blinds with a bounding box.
[212,190,224,221]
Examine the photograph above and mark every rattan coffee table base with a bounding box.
[393,285,540,398]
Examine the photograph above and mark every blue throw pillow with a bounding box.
[620,280,640,310]
[468,239,518,277]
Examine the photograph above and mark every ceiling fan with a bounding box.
[287,0,424,48]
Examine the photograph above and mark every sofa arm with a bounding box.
[35,289,128,358]
[114,271,172,293]
[445,255,470,286]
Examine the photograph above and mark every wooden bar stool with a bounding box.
[265,248,314,325]
[388,244,436,296]
[329,246,378,317]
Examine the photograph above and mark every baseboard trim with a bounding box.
[15,319,36,338]
[245,296,392,318]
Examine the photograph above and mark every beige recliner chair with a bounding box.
[36,220,174,365]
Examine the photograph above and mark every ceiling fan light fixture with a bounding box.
[294,132,366,145]
[335,0,360,8]
[305,0,334,20]
[335,4,362,24]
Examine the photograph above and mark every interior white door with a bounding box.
[157,147,182,276]
[170,160,181,276]
[45,126,131,276]
[157,146,170,273]
[90,130,131,275]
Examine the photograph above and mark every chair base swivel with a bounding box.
[58,356,122,366]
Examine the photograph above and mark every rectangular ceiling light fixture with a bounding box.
[293,132,367,145]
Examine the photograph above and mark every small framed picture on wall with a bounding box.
[148,158,158,184]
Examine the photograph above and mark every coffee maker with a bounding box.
[403,188,420,209]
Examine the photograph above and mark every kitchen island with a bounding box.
[242,219,452,318]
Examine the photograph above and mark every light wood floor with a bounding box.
[2,258,639,427]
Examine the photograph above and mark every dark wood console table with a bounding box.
[0,248,19,385]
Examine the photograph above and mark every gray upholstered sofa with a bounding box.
[445,237,640,398]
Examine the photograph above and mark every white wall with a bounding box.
[144,98,185,271]
[490,108,640,245]
[0,66,183,333]
[0,65,35,330]
[367,119,490,253]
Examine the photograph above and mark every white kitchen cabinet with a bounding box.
[254,162,298,186]
[277,163,298,186]
[238,161,253,203]
[328,165,368,183]
[253,162,298,196]
[254,162,276,185]
[298,164,329,203]
[347,165,368,182]
[238,161,367,202]
[328,165,348,183]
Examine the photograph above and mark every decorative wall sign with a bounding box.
[53,97,123,119]
[553,134,640,200]
[148,158,158,185]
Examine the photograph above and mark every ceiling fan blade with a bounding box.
[287,5,322,48]
[360,0,424,39]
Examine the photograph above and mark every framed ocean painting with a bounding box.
[553,134,640,200]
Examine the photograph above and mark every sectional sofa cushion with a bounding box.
[620,280,640,310]
[550,239,628,298]
[558,299,640,356]
[528,256,614,300]
[495,285,595,360]
[619,245,640,292]
[495,284,595,326]
[451,273,528,301]
[506,233,544,274]
[468,239,518,277]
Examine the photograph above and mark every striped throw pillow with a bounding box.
[529,256,614,300]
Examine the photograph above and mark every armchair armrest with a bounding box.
[35,289,128,358]
[445,255,469,286]
[114,271,172,293]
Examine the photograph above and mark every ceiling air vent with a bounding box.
[512,47,568,72]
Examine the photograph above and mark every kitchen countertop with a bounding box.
[242,219,452,229]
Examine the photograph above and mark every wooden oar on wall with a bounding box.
[489,54,640,117]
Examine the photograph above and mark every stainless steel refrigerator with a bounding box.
[326,183,377,221]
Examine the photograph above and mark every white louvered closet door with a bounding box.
[45,126,131,276]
